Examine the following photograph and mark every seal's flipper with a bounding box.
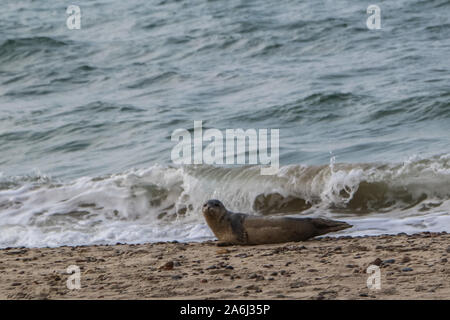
[216,241,234,247]
[229,213,248,244]
[310,218,352,236]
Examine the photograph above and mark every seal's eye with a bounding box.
[214,203,219,207]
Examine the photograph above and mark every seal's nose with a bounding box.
[203,200,222,212]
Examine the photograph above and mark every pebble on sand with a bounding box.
[402,267,413,272]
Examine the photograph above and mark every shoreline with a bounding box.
[0,232,449,299]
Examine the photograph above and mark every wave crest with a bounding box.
[0,154,449,247]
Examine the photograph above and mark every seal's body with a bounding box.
[202,199,352,245]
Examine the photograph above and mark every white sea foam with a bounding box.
[0,154,449,248]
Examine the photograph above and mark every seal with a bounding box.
[202,199,352,245]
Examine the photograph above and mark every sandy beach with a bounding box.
[0,232,449,300]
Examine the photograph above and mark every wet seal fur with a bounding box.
[202,199,352,245]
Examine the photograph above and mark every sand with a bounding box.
[0,232,449,300]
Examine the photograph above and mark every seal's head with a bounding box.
[202,199,227,220]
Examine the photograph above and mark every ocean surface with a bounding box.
[0,0,449,248]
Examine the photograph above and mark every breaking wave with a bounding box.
[0,154,449,248]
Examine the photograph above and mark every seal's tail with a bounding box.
[311,218,352,236]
